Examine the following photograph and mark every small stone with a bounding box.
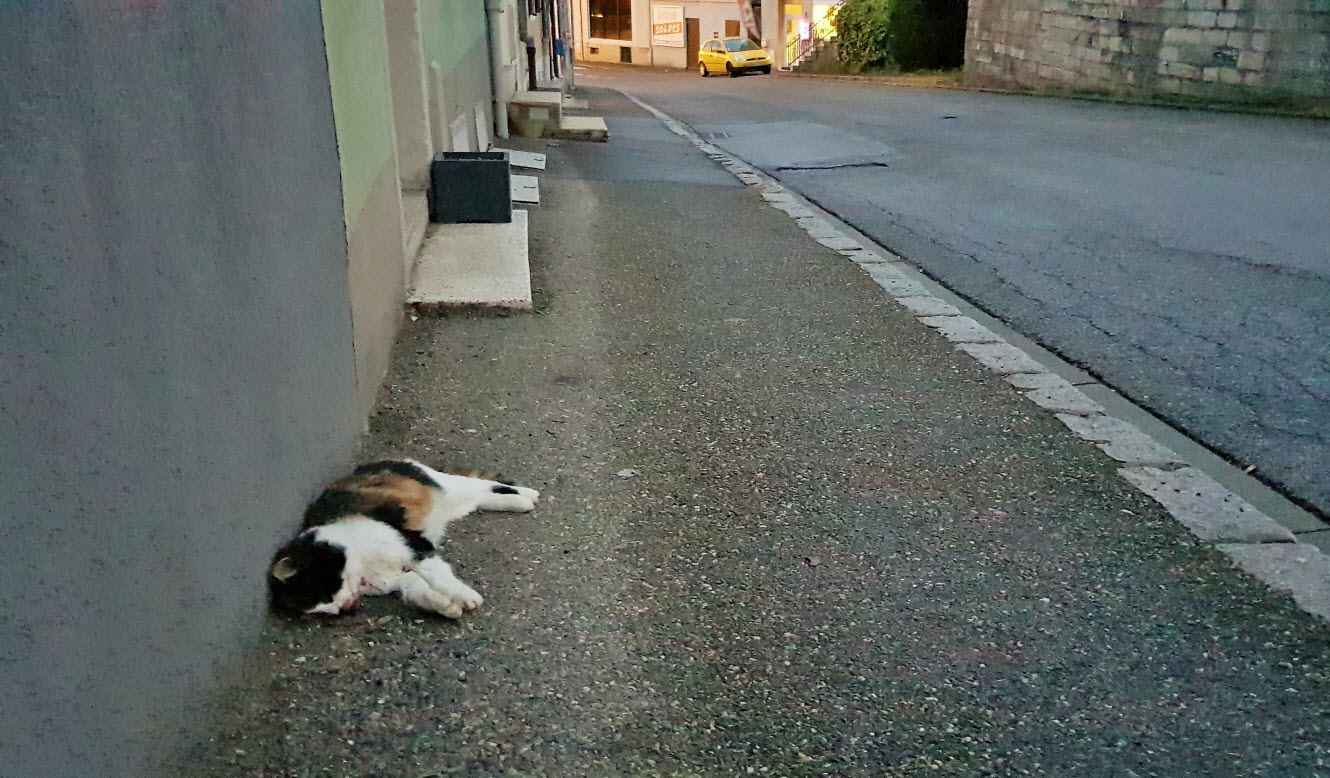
[616,468,639,479]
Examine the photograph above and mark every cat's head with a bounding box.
[268,532,355,617]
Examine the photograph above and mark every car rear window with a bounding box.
[725,39,761,52]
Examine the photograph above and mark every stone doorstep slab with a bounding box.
[494,148,547,170]
[509,90,563,107]
[552,115,609,143]
[511,174,540,204]
[408,210,531,312]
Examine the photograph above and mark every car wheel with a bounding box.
[699,61,709,77]
[761,66,772,75]
[726,63,737,78]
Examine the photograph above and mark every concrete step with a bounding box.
[509,89,563,108]
[493,148,547,170]
[510,174,540,205]
[551,115,609,143]
[507,90,563,139]
[407,211,532,312]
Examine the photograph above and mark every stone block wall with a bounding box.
[965,0,1330,107]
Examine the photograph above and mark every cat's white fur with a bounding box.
[307,461,538,618]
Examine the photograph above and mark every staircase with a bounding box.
[787,39,839,73]
[781,1,842,72]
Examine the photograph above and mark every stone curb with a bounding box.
[618,88,1330,623]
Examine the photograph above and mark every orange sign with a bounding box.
[651,5,685,47]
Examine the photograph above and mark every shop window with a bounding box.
[589,0,632,40]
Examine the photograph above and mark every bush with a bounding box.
[834,0,967,73]
[832,0,893,73]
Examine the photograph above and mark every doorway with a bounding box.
[686,17,700,67]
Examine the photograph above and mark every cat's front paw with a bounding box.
[515,486,540,503]
[456,585,484,611]
[437,579,484,614]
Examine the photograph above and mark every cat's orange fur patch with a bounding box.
[326,472,434,530]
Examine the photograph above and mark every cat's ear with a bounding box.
[271,557,299,581]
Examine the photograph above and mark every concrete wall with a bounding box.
[386,0,435,190]
[966,0,1330,107]
[0,3,359,775]
[420,0,498,151]
[322,0,409,417]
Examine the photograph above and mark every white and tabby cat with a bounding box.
[268,459,538,618]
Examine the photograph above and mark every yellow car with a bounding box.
[698,37,773,77]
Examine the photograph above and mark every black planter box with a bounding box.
[428,151,512,224]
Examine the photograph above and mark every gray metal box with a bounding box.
[428,151,512,224]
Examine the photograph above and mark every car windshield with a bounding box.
[725,39,761,52]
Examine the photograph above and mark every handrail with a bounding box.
[784,0,843,69]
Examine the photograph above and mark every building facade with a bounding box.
[0,1,542,774]
[571,0,833,70]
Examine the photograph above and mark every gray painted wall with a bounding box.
[0,4,359,775]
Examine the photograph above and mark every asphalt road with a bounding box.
[191,88,1330,777]
[586,65,1330,519]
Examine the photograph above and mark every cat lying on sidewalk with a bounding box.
[268,460,538,618]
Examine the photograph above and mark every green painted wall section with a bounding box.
[419,0,490,77]
[320,0,396,230]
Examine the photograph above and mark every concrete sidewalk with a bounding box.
[189,89,1330,776]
